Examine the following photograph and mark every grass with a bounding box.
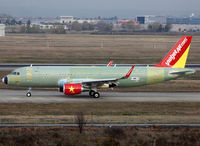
[0,34,200,64]
[0,126,200,145]
[0,102,200,124]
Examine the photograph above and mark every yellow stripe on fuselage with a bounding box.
[172,45,190,68]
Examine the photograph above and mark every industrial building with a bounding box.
[170,24,200,32]
[137,16,166,24]
[167,17,200,25]
[60,16,74,24]
[0,24,5,36]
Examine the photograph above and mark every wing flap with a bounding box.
[81,78,117,84]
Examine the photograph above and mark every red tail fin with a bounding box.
[154,36,192,68]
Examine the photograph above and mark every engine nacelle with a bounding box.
[63,83,83,95]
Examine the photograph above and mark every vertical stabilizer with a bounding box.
[154,36,192,68]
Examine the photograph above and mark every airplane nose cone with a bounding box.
[2,76,8,84]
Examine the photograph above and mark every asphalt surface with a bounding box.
[0,89,199,103]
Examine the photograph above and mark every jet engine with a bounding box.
[61,83,87,95]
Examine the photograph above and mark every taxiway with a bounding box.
[0,89,199,103]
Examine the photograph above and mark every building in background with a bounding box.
[136,16,145,24]
[167,17,200,25]
[137,16,166,24]
[60,16,74,24]
[119,20,139,24]
[0,24,5,36]
[76,19,99,24]
[170,24,200,32]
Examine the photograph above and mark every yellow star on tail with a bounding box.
[69,86,74,93]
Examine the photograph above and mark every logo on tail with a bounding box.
[154,36,192,68]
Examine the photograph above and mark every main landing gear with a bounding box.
[89,90,100,98]
[26,88,32,97]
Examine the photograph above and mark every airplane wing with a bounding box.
[80,65,135,86]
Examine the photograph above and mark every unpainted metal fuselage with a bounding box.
[6,66,195,88]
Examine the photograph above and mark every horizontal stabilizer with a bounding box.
[170,70,192,75]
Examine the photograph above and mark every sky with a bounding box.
[0,0,199,18]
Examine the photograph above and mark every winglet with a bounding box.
[107,60,113,67]
[119,65,135,80]
[125,65,135,78]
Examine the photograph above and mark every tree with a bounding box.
[96,21,113,32]
[88,23,95,30]
[27,20,31,26]
[158,24,163,32]
[18,21,22,25]
[49,26,66,34]
[20,26,26,33]
[148,23,163,32]
[75,112,86,134]
[82,21,90,30]
[165,23,172,32]
[10,19,16,25]
[26,20,31,33]
[148,24,153,31]
[121,22,140,32]
[5,19,10,25]
[71,21,82,31]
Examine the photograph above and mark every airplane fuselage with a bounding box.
[6,66,195,88]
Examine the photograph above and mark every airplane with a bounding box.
[1,36,196,98]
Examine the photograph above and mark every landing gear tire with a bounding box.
[26,92,31,97]
[89,90,95,97]
[93,92,100,98]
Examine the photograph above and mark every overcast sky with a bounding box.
[0,0,199,17]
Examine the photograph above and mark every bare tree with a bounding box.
[165,23,172,32]
[71,21,82,31]
[148,23,163,32]
[75,112,86,134]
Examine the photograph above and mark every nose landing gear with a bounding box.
[26,92,31,97]
[26,88,32,97]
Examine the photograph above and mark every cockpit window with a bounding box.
[9,72,20,75]
[10,72,16,75]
